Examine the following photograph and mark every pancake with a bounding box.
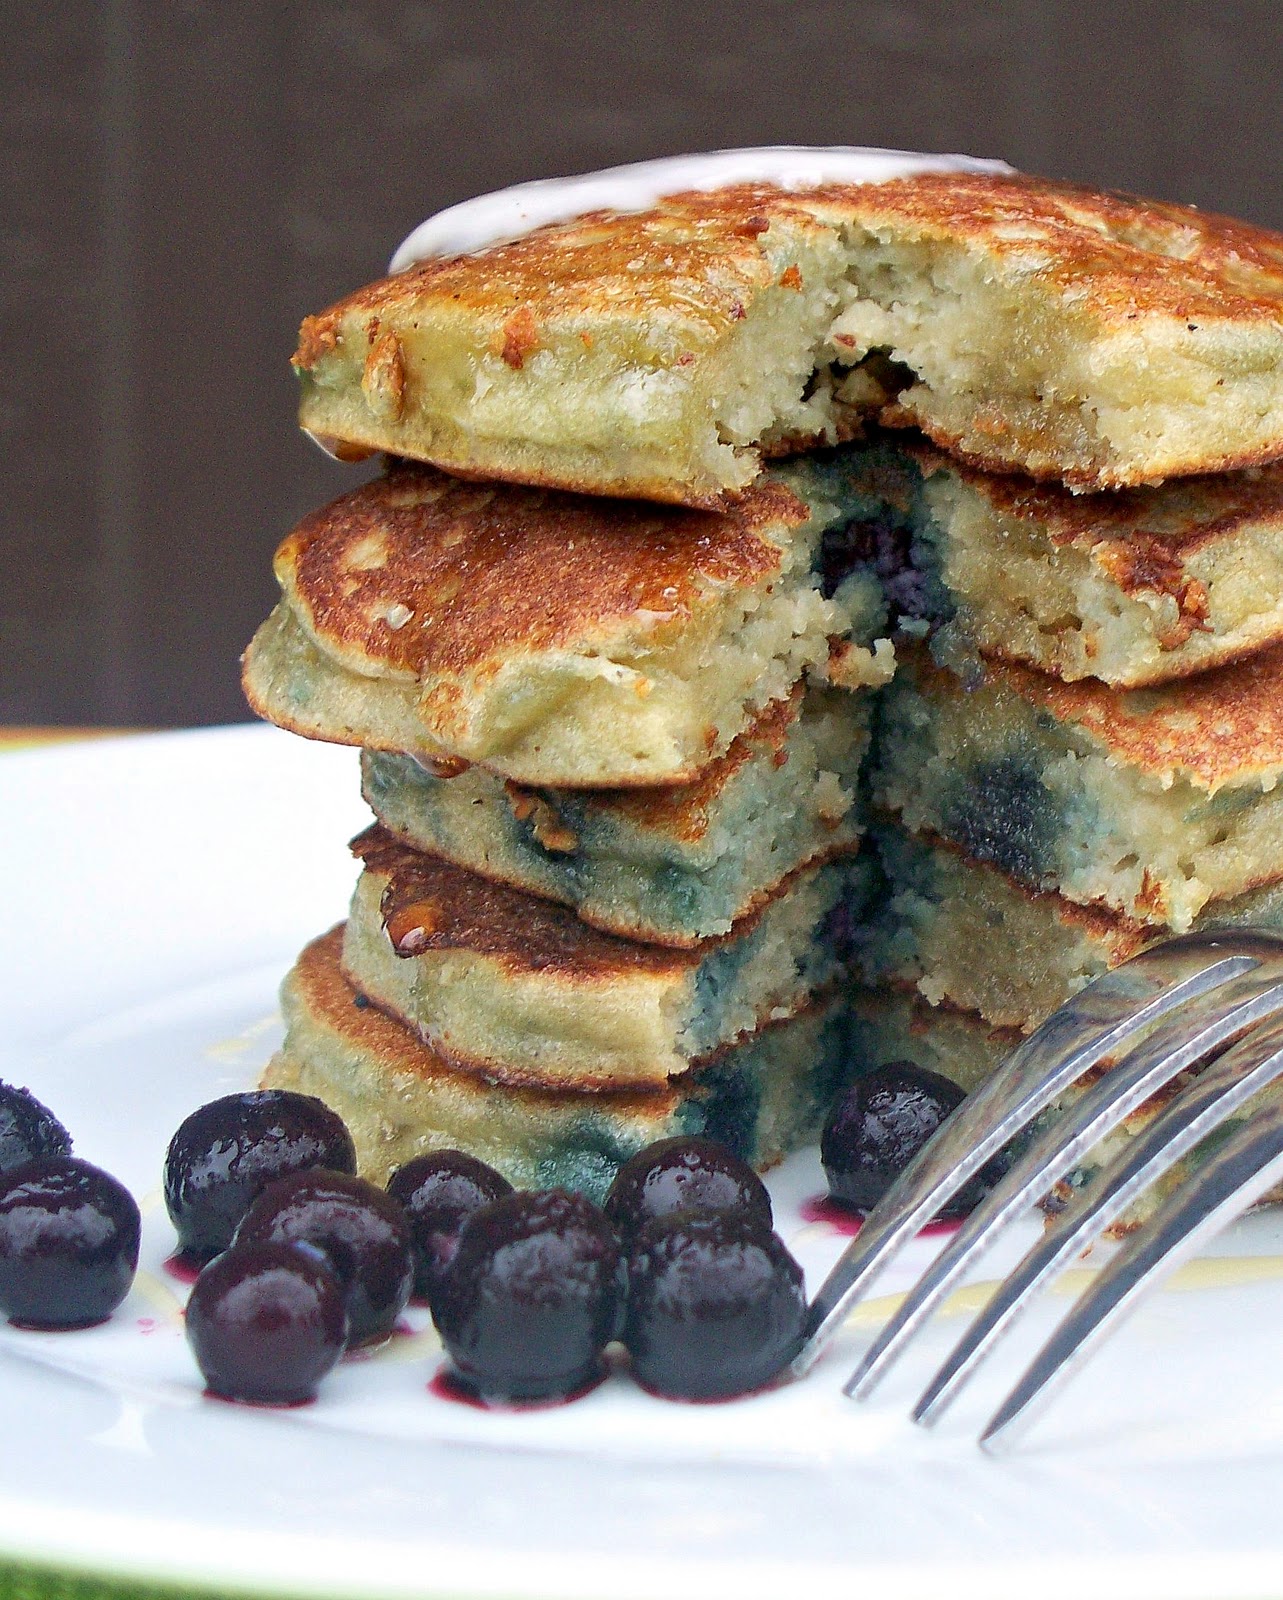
[360,684,868,946]
[264,928,852,1203]
[825,440,1283,687]
[294,173,1283,504]
[848,984,1020,1097]
[241,460,887,788]
[873,644,1283,930]
[340,826,866,1091]
[861,825,1283,1034]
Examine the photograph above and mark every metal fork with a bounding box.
[792,928,1283,1450]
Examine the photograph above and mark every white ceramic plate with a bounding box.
[4,726,1283,1600]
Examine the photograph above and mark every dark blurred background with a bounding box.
[6,0,1283,726]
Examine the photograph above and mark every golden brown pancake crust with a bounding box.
[276,461,802,677]
[917,829,1157,958]
[294,927,676,1111]
[352,821,830,981]
[869,979,1025,1052]
[296,174,1283,496]
[910,444,1283,564]
[833,172,1283,328]
[884,411,1283,493]
[295,187,819,377]
[298,176,1283,371]
[919,642,1283,790]
[851,175,1283,486]
[905,443,1283,667]
[355,825,697,979]
[484,689,804,854]
[588,686,802,845]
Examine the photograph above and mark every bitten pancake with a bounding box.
[825,440,1283,687]
[264,928,852,1203]
[861,825,1283,1033]
[361,685,868,946]
[340,827,866,1091]
[873,644,1283,931]
[241,461,886,788]
[294,173,1283,503]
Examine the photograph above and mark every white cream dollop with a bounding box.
[388,144,1014,271]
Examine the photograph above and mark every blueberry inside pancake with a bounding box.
[873,642,1283,930]
[812,439,1283,688]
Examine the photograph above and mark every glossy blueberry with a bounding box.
[0,1157,140,1329]
[164,1090,356,1260]
[385,1151,513,1303]
[186,1241,348,1404]
[822,1061,984,1215]
[232,1170,413,1347]
[433,1189,623,1402]
[623,1211,805,1400]
[0,1082,72,1174]
[603,1136,773,1242]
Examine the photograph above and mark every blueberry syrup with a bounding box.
[163,1251,203,1285]
[799,1195,863,1234]
[798,1195,962,1238]
[428,1362,608,1410]
[202,1386,315,1411]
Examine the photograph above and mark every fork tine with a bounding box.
[979,1085,1283,1454]
[913,1012,1283,1426]
[791,933,1276,1377]
[842,970,1283,1400]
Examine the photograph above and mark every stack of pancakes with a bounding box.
[246,163,1283,1201]
[244,331,893,1202]
[850,456,1283,1086]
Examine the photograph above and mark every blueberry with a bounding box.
[433,1189,623,1402]
[0,1082,72,1174]
[186,1241,348,1404]
[164,1090,356,1260]
[232,1170,413,1346]
[385,1151,513,1304]
[0,1157,140,1329]
[624,1212,805,1400]
[822,1061,986,1215]
[603,1136,773,1242]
